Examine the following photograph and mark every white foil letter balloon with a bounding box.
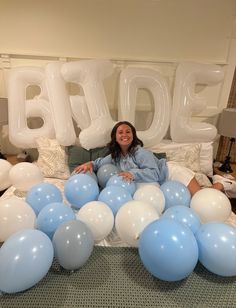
[119,67,171,147]
[170,62,224,142]
[45,62,76,146]
[61,60,116,150]
[8,67,55,148]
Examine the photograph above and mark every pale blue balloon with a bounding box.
[195,222,236,277]
[26,182,63,216]
[97,164,119,188]
[160,180,191,210]
[64,174,99,209]
[106,174,136,196]
[36,202,76,239]
[98,185,132,216]
[84,170,98,183]
[161,205,201,234]
[0,229,53,294]
[139,218,198,281]
[53,220,94,270]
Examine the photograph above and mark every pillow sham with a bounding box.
[162,144,201,173]
[67,145,109,173]
[35,137,70,179]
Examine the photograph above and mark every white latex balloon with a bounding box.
[0,197,36,242]
[115,200,159,247]
[119,67,171,148]
[61,59,116,149]
[133,184,165,215]
[135,182,160,190]
[190,188,231,224]
[8,66,55,148]
[0,159,12,190]
[9,162,43,192]
[70,95,91,130]
[171,62,224,143]
[45,62,76,146]
[76,201,114,242]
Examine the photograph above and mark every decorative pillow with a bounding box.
[35,137,70,179]
[153,152,167,160]
[67,145,109,173]
[165,144,201,172]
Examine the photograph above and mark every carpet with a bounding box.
[1,246,236,308]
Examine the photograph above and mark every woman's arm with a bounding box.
[129,148,168,184]
[73,154,113,173]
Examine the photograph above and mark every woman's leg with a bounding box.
[187,178,224,196]
[187,177,201,196]
[167,162,224,197]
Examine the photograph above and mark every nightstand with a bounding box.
[214,162,236,213]
[213,162,236,180]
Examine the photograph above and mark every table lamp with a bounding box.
[0,97,8,159]
[217,108,236,173]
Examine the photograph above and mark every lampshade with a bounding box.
[0,97,8,126]
[217,108,236,138]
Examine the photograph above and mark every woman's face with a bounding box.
[115,124,133,148]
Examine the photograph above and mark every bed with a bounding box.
[1,137,236,234]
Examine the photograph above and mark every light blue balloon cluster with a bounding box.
[26,182,63,216]
[161,205,201,234]
[96,164,119,188]
[195,222,236,277]
[98,185,132,216]
[36,202,76,239]
[0,229,53,294]
[106,174,136,196]
[1,176,236,295]
[64,173,99,209]
[139,218,199,281]
[160,180,191,210]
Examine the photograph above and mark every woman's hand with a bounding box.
[74,162,93,174]
[119,171,134,182]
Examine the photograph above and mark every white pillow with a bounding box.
[149,140,213,176]
[164,144,201,172]
[35,137,70,180]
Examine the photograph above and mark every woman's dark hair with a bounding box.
[107,121,143,161]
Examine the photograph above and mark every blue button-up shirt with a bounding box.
[92,146,168,185]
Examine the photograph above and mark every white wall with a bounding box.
[0,0,236,153]
[0,0,235,62]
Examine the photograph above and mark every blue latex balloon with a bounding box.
[106,174,136,196]
[64,174,99,209]
[97,164,119,188]
[53,220,94,270]
[195,223,236,277]
[26,182,63,216]
[160,180,191,210]
[0,229,53,294]
[161,205,201,234]
[98,185,132,216]
[36,202,76,239]
[84,170,98,183]
[139,218,198,281]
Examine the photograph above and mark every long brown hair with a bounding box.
[107,121,143,161]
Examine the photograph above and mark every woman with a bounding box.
[74,121,233,196]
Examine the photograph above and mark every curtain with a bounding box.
[216,66,236,163]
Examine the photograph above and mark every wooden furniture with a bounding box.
[214,162,236,213]
[214,162,236,180]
